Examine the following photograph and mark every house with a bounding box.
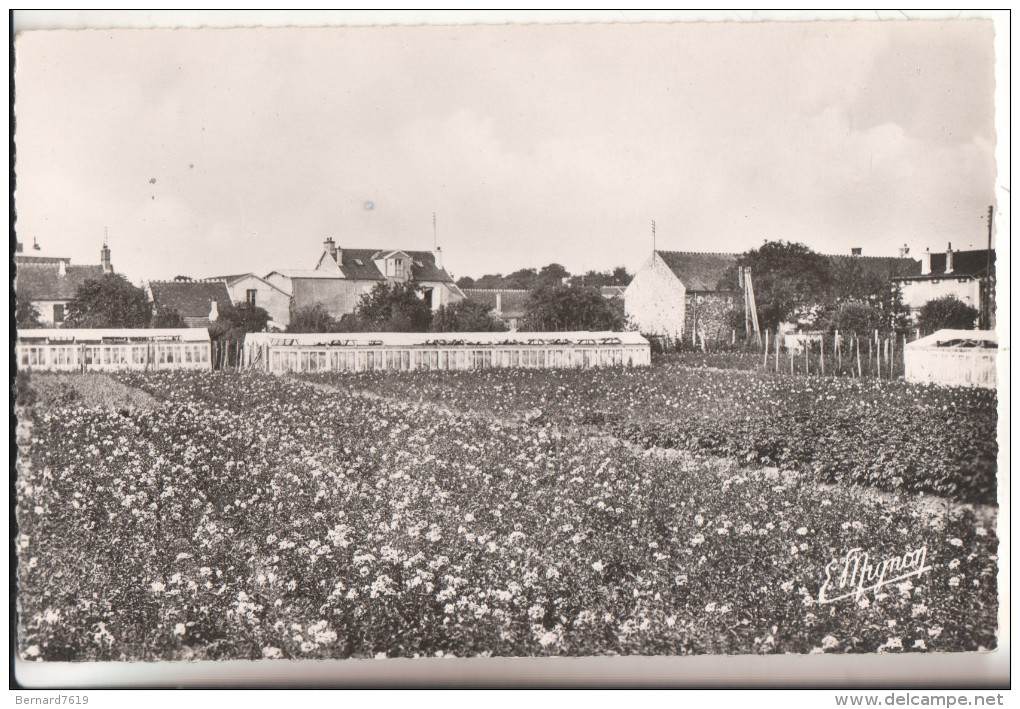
[624,251,739,342]
[267,238,464,320]
[147,279,233,328]
[892,244,995,327]
[14,240,114,326]
[205,273,292,329]
[462,289,531,330]
[626,248,925,343]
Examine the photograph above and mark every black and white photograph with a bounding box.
[11,10,1009,691]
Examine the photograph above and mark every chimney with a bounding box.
[434,245,443,270]
[32,237,41,251]
[921,248,932,275]
[851,247,862,256]
[209,299,219,322]
[58,260,66,276]
[495,292,503,313]
[323,237,339,264]
[898,244,910,258]
[945,242,954,274]
[101,242,113,273]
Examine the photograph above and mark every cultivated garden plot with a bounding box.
[304,363,998,505]
[15,370,998,661]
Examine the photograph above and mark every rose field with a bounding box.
[15,366,999,661]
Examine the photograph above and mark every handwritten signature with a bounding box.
[818,546,931,604]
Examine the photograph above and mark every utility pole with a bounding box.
[982,205,994,329]
[651,219,656,255]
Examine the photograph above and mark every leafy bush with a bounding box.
[917,296,979,334]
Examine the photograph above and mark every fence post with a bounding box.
[774,330,779,372]
[820,336,825,377]
[763,330,769,368]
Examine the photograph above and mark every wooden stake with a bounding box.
[835,329,841,371]
[876,339,881,379]
[856,338,862,378]
[775,330,780,372]
[804,341,809,375]
[790,348,794,376]
[763,330,770,368]
[820,336,825,377]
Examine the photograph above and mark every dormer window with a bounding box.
[389,257,407,279]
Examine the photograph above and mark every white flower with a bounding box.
[592,561,604,572]
[464,513,475,522]
[24,645,41,658]
[912,639,927,650]
[690,534,705,546]
[174,623,186,636]
[948,576,961,587]
[948,538,963,547]
[150,581,165,593]
[262,646,283,659]
[704,602,717,612]
[694,514,705,526]
[821,635,839,650]
[796,527,808,536]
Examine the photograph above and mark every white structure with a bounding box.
[208,274,292,328]
[16,329,212,372]
[243,331,650,374]
[903,329,997,389]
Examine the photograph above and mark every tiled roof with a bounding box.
[462,289,531,317]
[15,263,106,301]
[205,274,251,285]
[920,249,994,279]
[269,269,342,280]
[829,255,921,279]
[656,251,739,292]
[148,280,232,320]
[325,248,455,283]
[207,273,292,296]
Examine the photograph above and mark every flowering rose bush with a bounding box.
[304,364,998,505]
[16,370,998,661]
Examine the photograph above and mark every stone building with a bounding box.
[624,250,738,343]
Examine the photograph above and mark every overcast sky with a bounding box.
[14,17,1000,284]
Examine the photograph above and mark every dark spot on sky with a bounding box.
[364,201,375,211]
[149,178,157,184]
[189,164,194,169]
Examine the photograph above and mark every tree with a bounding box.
[63,274,153,328]
[520,284,625,332]
[736,240,832,331]
[16,299,43,329]
[287,303,341,333]
[151,307,187,328]
[567,267,633,288]
[431,299,507,332]
[917,296,979,335]
[455,275,477,289]
[538,263,570,285]
[209,302,270,341]
[824,301,886,340]
[354,282,432,332]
